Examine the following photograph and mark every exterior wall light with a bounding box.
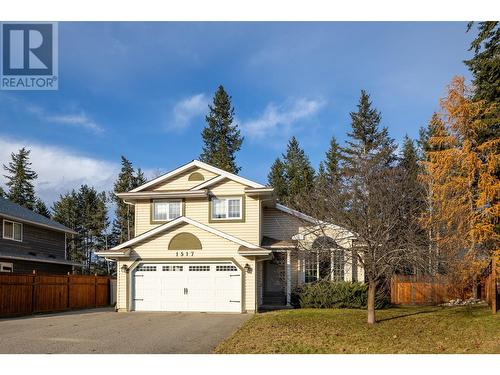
[244,263,252,273]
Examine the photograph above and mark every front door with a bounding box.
[263,253,286,304]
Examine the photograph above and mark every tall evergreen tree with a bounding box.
[342,90,396,174]
[34,198,51,218]
[267,158,287,204]
[322,136,342,189]
[465,22,499,104]
[3,147,38,210]
[52,190,80,262]
[200,85,243,174]
[0,186,5,198]
[282,137,315,209]
[113,157,136,242]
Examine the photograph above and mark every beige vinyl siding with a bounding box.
[185,179,260,244]
[152,167,217,191]
[116,259,133,311]
[135,178,260,244]
[135,200,156,235]
[262,208,306,241]
[127,222,256,312]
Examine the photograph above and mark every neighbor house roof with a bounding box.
[0,197,77,234]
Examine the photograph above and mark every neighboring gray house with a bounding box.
[0,197,79,274]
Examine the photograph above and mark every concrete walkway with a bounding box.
[0,308,250,353]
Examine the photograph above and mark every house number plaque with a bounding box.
[175,251,195,257]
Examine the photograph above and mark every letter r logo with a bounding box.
[2,23,53,75]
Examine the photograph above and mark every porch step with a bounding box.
[263,292,286,305]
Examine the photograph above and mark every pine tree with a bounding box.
[34,198,50,218]
[0,186,5,198]
[342,90,396,174]
[200,85,243,174]
[267,158,287,204]
[3,147,38,210]
[465,22,499,105]
[323,136,342,189]
[113,157,136,242]
[52,191,80,262]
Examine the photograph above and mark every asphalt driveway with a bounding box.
[0,308,250,354]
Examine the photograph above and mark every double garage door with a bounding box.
[132,262,242,313]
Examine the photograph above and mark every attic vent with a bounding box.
[188,172,204,181]
[169,232,202,250]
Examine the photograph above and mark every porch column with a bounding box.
[286,250,292,306]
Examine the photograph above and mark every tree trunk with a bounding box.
[367,280,376,324]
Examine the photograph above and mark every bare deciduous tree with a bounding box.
[294,166,429,324]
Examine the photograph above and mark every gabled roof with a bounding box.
[275,203,320,225]
[0,197,76,234]
[130,160,265,192]
[101,216,270,255]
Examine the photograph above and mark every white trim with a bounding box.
[95,249,131,257]
[130,160,264,192]
[275,204,320,225]
[115,190,207,200]
[190,175,226,190]
[107,216,262,251]
[2,219,23,242]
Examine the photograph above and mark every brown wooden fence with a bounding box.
[390,274,451,305]
[479,255,498,314]
[0,273,114,318]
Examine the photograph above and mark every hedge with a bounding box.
[291,281,390,309]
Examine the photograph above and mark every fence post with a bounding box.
[31,271,36,314]
[94,274,97,308]
[492,255,497,314]
[67,275,71,309]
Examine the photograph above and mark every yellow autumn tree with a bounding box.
[421,76,499,295]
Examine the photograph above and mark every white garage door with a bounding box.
[132,262,242,313]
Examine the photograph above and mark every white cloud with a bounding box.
[45,112,103,133]
[242,98,326,139]
[0,136,118,205]
[0,93,104,134]
[170,93,209,130]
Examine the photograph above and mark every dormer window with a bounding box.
[210,196,243,221]
[152,200,182,222]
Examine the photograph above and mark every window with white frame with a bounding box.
[3,220,22,242]
[0,262,13,272]
[211,197,242,220]
[152,200,182,221]
[304,252,318,283]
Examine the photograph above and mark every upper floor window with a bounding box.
[2,219,22,242]
[211,197,242,220]
[152,200,182,222]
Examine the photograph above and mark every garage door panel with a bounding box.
[133,262,242,313]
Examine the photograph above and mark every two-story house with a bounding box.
[0,197,79,274]
[97,160,363,313]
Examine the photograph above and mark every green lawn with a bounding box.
[215,305,500,354]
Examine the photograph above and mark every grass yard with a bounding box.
[215,305,500,354]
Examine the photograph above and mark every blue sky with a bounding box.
[0,22,474,204]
